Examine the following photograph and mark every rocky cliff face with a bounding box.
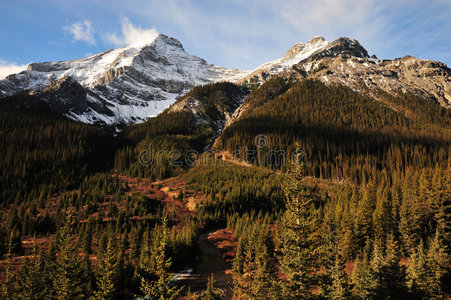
[239,36,450,109]
[284,53,451,108]
[41,77,89,115]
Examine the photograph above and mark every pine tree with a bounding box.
[399,174,419,253]
[1,233,14,299]
[231,219,278,299]
[80,221,93,254]
[233,235,246,276]
[279,149,319,299]
[94,237,119,300]
[426,231,450,299]
[372,236,409,299]
[53,213,89,299]
[440,164,451,251]
[139,230,152,268]
[353,184,375,252]
[15,239,52,299]
[232,234,248,297]
[139,217,182,299]
[373,186,393,241]
[319,219,350,299]
[408,239,431,299]
[328,253,351,300]
[233,234,254,299]
[408,232,450,299]
[251,241,278,299]
[351,253,377,299]
[81,253,94,297]
[200,274,221,300]
[129,229,140,260]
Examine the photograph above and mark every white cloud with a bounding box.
[0,59,28,80]
[64,20,96,45]
[104,17,159,47]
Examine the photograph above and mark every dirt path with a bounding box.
[175,233,234,299]
[213,150,252,168]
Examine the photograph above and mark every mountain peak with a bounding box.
[148,33,185,52]
[284,36,329,60]
[124,31,161,49]
[304,36,369,62]
[309,36,326,44]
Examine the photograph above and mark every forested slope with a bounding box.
[0,80,450,299]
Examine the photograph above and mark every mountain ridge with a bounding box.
[0,33,250,125]
[1,33,450,126]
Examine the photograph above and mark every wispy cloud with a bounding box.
[106,0,451,68]
[64,20,96,45]
[104,17,159,47]
[3,0,448,70]
[0,59,28,80]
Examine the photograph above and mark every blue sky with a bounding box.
[1,0,450,78]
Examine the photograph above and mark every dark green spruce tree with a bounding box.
[139,217,182,299]
[15,239,52,299]
[279,149,320,299]
[372,235,409,299]
[53,213,90,299]
[94,237,120,299]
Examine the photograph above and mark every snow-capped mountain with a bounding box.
[226,37,451,128]
[242,36,450,109]
[1,33,450,126]
[0,34,248,125]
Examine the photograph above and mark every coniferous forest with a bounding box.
[0,79,450,299]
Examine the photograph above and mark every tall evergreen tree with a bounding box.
[1,233,14,300]
[139,218,182,299]
[372,236,409,299]
[94,237,119,300]
[351,253,377,299]
[354,184,375,251]
[279,149,319,299]
[373,186,393,241]
[15,240,52,299]
[426,231,450,298]
[319,217,351,299]
[252,245,278,299]
[408,232,450,299]
[328,252,351,300]
[53,213,89,300]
